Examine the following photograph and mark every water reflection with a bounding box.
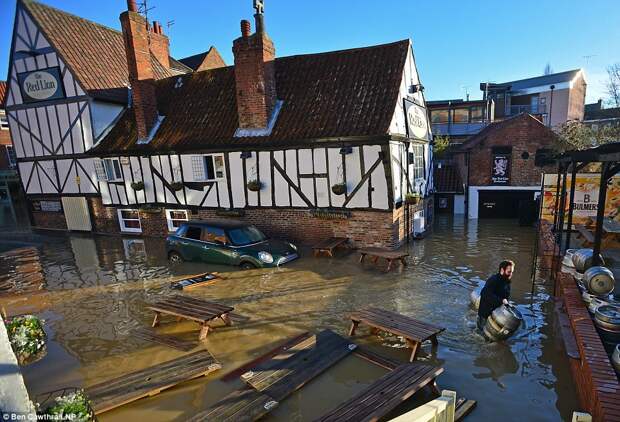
[0,216,577,421]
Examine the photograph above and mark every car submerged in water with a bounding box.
[165,220,299,269]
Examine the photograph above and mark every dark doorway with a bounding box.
[478,190,538,220]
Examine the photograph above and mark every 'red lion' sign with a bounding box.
[491,154,510,184]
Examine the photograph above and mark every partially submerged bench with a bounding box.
[147,295,234,341]
[132,327,196,352]
[349,307,445,362]
[358,248,409,272]
[187,387,277,422]
[315,363,444,422]
[313,237,349,257]
[87,349,221,414]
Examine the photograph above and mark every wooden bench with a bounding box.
[315,363,444,422]
[87,349,221,414]
[358,248,409,272]
[132,327,196,352]
[147,295,234,341]
[187,387,277,422]
[349,307,445,362]
[241,329,356,402]
[313,237,349,257]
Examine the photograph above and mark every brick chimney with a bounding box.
[232,11,277,129]
[120,0,158,140]
[150,20,170,68]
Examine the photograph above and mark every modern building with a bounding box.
[481,69,587,127]
[5,0,433,248]
[427,98,494,143]
[452,113,557,219]
[583,99,620,131]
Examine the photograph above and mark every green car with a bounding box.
[166,220,299,269]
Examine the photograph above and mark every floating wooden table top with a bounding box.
[132,327,196,352]
[241,329,356,402]
[170,272,220,290]
[187,387,278,422]
[315,363,444,422]
[87,349,221,414]
[312,237,349,257]
[349,307,445,362]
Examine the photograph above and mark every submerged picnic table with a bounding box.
[349,307,445,362]
[147,295,233,341]
[312,237,349,257]
[358,247,409,272]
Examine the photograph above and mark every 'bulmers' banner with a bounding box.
[541,173,620,225]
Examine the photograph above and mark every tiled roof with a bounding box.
[584,107,620,121]
[169,57,193,75]
[0,81,7,108]
[179,47,226,71]
[433,165,464,193]
[92,40,409,154]
[23,0,185,103]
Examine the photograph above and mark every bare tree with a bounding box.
[606,63,620,107]
[544,63,553,75]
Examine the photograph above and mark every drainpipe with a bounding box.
[548,84,555,127]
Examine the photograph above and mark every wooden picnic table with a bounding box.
[313,237,349,257]
[147,295,234,341]
[349,307,445,362]
[358,248,409,272]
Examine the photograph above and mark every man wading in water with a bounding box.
[477,260,514,331]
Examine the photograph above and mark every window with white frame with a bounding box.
[95,158,123,182]
[0,111,8,130]
[117,209,142,233]
[191,154,225,181]
[411,144,425,182]
[5,145,16,168]
[165,209,188,232]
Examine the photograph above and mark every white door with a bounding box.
[61,197,92,231]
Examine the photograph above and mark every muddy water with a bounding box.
[1,216,576,421]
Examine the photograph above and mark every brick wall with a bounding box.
[31,210,67,230]
[465,114,556,187]
[87,198,410,248]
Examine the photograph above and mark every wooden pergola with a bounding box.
[553,142,620,265]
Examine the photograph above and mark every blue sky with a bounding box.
[1,0,619,103]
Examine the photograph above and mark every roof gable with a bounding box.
[21,0,184,103]
[179,47,226,71]
[93,40,410,154]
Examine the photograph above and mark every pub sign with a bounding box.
[404,99,429,140]
[18,67,65,103]
[491,154,510,184]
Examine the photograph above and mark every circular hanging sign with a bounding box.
[406,102,428,140]
[22,71,59,100]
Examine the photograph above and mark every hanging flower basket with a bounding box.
[6,315,47,366]
[247,179,262,192]
[130,181,144,191]
[405,193,421,205]
[331,183,347,196]
[169,181,184,191]
[37,388,96,422]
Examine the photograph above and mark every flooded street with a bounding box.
[0,216,576,421]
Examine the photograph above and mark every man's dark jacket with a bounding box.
[478,273,511,319]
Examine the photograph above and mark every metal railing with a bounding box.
[508,104,547,115]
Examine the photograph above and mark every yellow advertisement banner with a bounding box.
[541,173,620,225]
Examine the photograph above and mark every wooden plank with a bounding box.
[242,329,356,402]
[358,248,409,259]
[170,273,220,290]
[351,309,444,341]
[168,295,234,314]
[315,364,444,422]
[132,328,196,352]
[357,308,444,333]
[554,302,580,360]
[87,350,221,414]
[221,332,312,382]
[187,387,278,422]
[454,399,477,421]
[352,346,400,371]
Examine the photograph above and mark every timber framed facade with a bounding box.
[7,0,433,249]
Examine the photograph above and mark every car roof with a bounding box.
[182,219,253,229]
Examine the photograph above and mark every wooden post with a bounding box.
[151,312,160,328]
[199,324,210,341]
[348,320,359,336]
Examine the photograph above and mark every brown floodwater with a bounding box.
[0,216,577,421]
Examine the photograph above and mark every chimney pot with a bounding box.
[127,0,137,12]
[241,20,251,38]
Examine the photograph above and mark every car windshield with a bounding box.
[226,226,268,246]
